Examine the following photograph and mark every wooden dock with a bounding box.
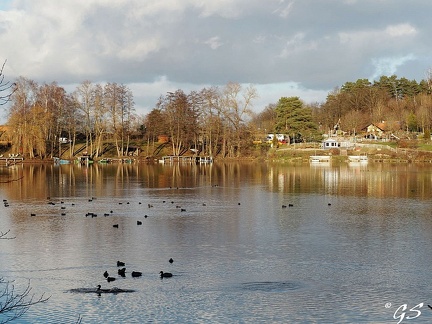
[348,155,368,163]
[0,157,24,165]
[159,156,213,164]
[309,155,331,163]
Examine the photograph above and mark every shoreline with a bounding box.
[3,143,432,165]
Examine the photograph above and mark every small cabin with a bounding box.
[322,138,340,149]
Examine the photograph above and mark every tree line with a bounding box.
[146,83,258,158]
[5,77,135,159]
[315,74,432,136]
[251,72,432,143]
[3,75,260,158]
[2,68,432,159]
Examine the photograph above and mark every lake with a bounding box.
[1,161,432,323]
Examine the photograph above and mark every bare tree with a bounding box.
[104,82,125,157]
[425,67,432,92]
[36,82,68,158]
[199,87,223,156]
[117,84,135,157]
[0,60,16,106]
[416,93,432,133]
[220,82,258,157]
[92,84,107,157]
[7,76,38,157]
[143,108,167,155]
[75,81,95,156]
[1,232,50,323]
[250,103,277,139]
[0,278,50,324]
[61,93,81,158]
[158,90,197,156]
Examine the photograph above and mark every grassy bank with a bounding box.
[266,142,432,164]
[3,139,432,164]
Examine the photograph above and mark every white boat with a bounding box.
[53,157,70,164]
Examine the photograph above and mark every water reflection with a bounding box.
[1,162,432,323]
[267,162,432,198]
[1,162,432,200]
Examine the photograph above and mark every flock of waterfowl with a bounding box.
[68,259,174,294]
[24,196,204,221]
[96,259,173,292]
[83,199,175,293]
[4,192,247,296]
[2,195,183,294]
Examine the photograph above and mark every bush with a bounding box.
[398,140,418,149]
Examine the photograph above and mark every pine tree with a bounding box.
[275,97,321,142]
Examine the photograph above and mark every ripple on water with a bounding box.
[68,287,135,294]
[240,280,304,293]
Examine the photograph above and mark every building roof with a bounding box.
[323,138,338,142]
[362,121,402,132]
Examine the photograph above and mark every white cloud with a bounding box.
[204,36,223,50]
[252,34,267,44]
[124,79,329,118]
[194,0,254,18]
[370,54,417,80]
[0,0,430,120]
[118,38,163,60]
[385,23,417,37]
[335,23,420,81]
[339,23,418,45]
[254,82,328,109]
[273,0,295,18]
[279,33,317,58]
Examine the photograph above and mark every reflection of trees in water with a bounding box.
[267,163,432,199]
[0,63,53,324]
[2,163,432,201]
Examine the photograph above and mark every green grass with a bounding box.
[417,143,432,151]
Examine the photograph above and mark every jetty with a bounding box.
[348,155,368,163]
[76,155,94,165]
[0,154,24,165]
[159,156,213,164]
[309,155,331,163]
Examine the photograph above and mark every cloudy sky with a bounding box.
[0,0,431,119]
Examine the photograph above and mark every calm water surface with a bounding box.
[1,162,432,323]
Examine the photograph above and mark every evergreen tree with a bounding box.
[275,96,321,142]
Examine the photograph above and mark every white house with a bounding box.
[322,138,340,149]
